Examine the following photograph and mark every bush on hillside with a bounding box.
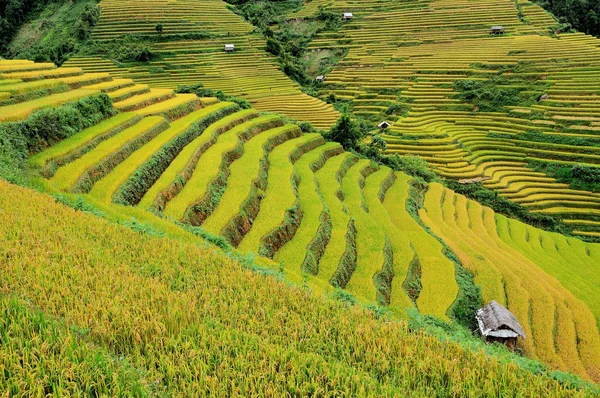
[2,1,100,65]
[325,114,367,151]
[0,94,114,182]
[529,160,600,193]
[175,84,251,109]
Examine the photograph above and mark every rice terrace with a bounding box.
[1,0,600,396]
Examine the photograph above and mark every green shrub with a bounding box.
[529,160,600,193]
[176,84,251,109]
[0,94,114,183]
[324,114,366,151]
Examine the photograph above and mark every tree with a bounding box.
[325,114,365,150]
[155,23,163,35]
[370,134,387,151]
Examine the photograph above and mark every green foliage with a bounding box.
[385,102,410,116]
[176,84,251,109]
[0,129,27,185]
[0,0,52,53]
[0,94,114,183]
[52,193,104,217]
[298,121,316,133]
[225,0,343,87]
[330,288,357,306]
[534,0,600,37]
[370,134,387,151]
[402,252,422,304]
[155,22,163,35]
[325,114,369,151]
[494,130,600,149]
[383,154,437,182]
[529,160,600,193]
[453,77,542,112]
[2,0,100,65]
[81,36,160,63]
[451,262,483,332]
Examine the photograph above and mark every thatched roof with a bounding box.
[476,300,525,338]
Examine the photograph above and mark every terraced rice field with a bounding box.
[63,0,339,129]
[2,180,594,396]
[300,0,600,236]
[420,183,600,382]
[3,59,600,382]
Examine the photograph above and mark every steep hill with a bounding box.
[1,59,600,386]
[2,178,597,396]
[61,0,340,129]
[301,0,600,238]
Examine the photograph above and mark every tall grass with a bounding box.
[0,179,595,396]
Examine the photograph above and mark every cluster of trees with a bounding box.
[1,0,100,64]
[0,0,49,52]
[535,0,600,37]
[453,76,545,112]
[529,160,600,193]
[0,94,114,184]
[225,0,341,86]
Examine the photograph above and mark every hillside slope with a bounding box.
[300,0,600,238]
[60,0,339,129]
[2,59,600,384]
[1,178,598,396]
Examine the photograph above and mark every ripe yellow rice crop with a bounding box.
[50,116,166,192]
[420,182,600,381]
[316,153,355,282]
[237,134,323,254]
[163,115,282,220]
[88,103,230,203]
[138,108,259,209]
[29,112,139,168]
[341,159,387,303]
[0,179,594,396]
[274,142,342,281]
[199,123,299,234]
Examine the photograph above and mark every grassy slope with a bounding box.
[6,0,98,65]
[0,178,595,396]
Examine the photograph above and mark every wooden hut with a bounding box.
[490,26,505,35]
[378,121,391,129]
[224,44,235,53]
[316,75,325,83]
[476,300,525,349]
[342,12,353,20]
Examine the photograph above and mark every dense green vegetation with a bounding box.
[226,0,343,87]
[535,0,600,37]
[453,73,547,112]
[0,94,114,184]
[529,160,600,193]
[1,0,99,64]
[175,83,251,110]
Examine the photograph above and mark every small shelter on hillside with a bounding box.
[342,12,353,20]
[316,75,325,83]
[378,121,391,129]
[476,300,525,349]
[538,93,549,101]
[224,44,235,53]
[490,26,505,35]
